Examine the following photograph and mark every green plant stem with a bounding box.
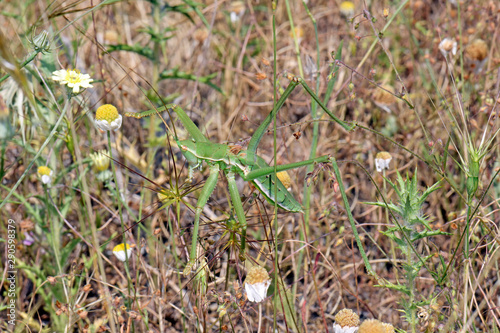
[284,0,304,78]
[382,170,399,282]
[295,0,320,311]
[330,157,374,275]
[0,100,68,210]
[0,50,40,84]
[107,131,134,299]
[67,96,116,332]
[272,2,279,330]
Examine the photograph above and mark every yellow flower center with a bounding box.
[65,69,84,84]
[113,243,131,252]
[96,104,119,122]
[38,166,52,176]
[340,1,355,12]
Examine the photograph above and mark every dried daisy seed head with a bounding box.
[382,322,395,333]
[358,319,386,333]
[375,151,392,172]
[465,39,488,62]
[334,309,360,328]
[333,308,359,332]
[439,38,457,56]
[244,266,271,303]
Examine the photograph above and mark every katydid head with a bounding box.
[179,139,200,167]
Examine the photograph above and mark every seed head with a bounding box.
[375,151,392,172]
[358,319,386,333]
[334,308,360,327]
[465,39,488,62]
[245,266,271,303]
[381,322,395,333]
[439,38,457,56]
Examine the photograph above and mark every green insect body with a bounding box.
[237,151,303,213]
[179,138,301,212]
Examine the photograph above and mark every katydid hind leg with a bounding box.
[188,163,220,267]
[226,171,247,258]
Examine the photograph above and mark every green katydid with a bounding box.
[126,76,355,271]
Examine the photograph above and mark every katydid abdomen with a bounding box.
[236,152,303,213]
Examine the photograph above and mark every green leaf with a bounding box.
[105,44,154,61]
[60,238,82,266]
[159,67,224,94]
[273,280,301,332]
[411,229,452,242]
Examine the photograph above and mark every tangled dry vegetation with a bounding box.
[0,0,499,332]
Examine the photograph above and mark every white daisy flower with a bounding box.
[37,166,53,185]
[52,69,93,94]
[95,104,122,132]
[333,308,360,333]
[113,243,133,262]
[245,266,271,303]
[375,151,392,172]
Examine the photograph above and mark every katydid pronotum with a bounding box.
[126,76,355,272]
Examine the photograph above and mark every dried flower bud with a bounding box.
[439,38,457,56]
[358,319,386,333]
[244,266,271,302]
[382,322,395,333]
[375,151,392,172]
[465,39,488,62]
[256,72,267,80]
[334,308,360,328]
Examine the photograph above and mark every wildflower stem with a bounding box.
[107,131,134,296]
[272,3,279,330]
[285,0,304,78]
[296,0,321,305]
[67,95,117,332]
